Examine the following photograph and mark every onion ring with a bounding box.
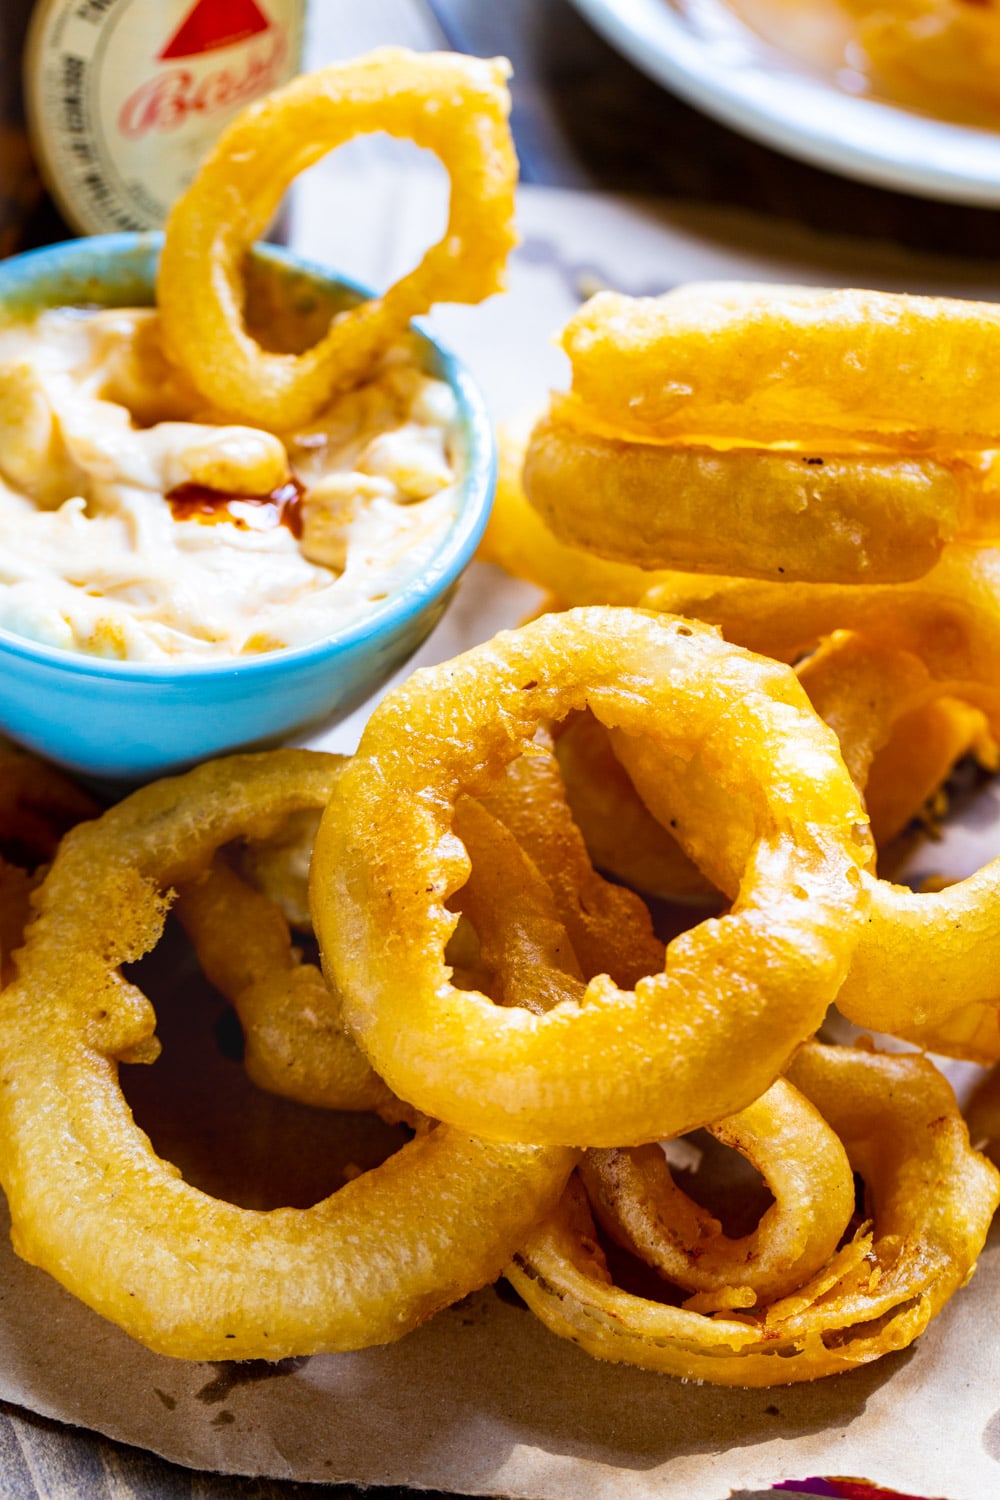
[553,711,715,902]
[313,606,869,1146]
[508,1043,1000,1386]
[0,750,572,1359]
[582,1076,854,1309]
[638,553,1000,1058]
[523,410,974,584]
[560,284,1000,448]
[477,422,665,606]
[174,855,405,1118]
[480,732,665,988]
[158,49,517,429]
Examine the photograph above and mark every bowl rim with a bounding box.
[0,232,496,684]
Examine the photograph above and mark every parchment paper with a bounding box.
[2,177,1000,1499]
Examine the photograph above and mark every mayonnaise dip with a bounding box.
[0,307,461,660]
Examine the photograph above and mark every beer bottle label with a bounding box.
[25,0,304,235]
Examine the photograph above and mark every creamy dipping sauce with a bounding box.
[0,307,460,661]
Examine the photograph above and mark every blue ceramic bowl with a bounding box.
[0,234,495,782]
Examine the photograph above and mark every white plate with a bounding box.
[567,0,1000,206]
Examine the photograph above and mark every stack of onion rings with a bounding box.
[486,284,1000,1071]
[517,285,1000,585]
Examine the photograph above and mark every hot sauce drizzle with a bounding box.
[168,477,305,537]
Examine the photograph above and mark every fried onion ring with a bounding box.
[313,607,869,1146]
[174,855,405,1118]
[561,284,1000,448]
[158,49,517,429]
[582,1076,854,1310]
[480,732,665,988]
[508,1043,1000,1386]
[523,411,974,584]
[0,750,572,1359]
[639,551,1000,1058]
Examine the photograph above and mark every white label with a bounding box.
[26,0,304,234]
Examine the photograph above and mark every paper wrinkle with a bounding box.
[3,172,1000,1496]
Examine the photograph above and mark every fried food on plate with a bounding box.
[845,0,1000,123]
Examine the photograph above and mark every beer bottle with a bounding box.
[5,0,304,253]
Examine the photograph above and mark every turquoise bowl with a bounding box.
[0,234,495,782]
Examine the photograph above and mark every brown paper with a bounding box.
[3,179,1000,1497]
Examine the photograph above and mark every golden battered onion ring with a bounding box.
[641,551,1000,1058]
[561,284,1000,448]
[553,711,714,902]
[158,49,517,428]
[313,607,869,1147]
[640,542,1000,718]
[583,1076,854,1309]
[0,750,572,1360]
[523,411,973,584]
[865,697,996,850]
[480,733,664,988]
[508,1043,1000,1386]
[175,856,404,1118]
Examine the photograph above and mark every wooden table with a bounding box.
[3,0,997,1494]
